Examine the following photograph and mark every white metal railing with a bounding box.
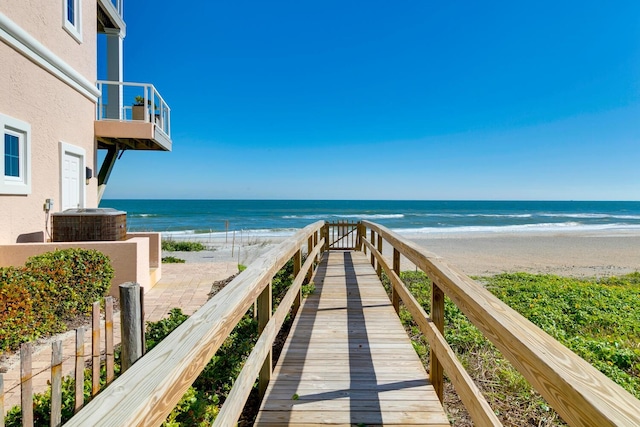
[96,81,171,137]
[112,0,123,16]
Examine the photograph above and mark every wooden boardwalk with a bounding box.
[255,250,449,426]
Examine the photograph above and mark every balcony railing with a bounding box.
[111,0,123,16]
[96,81,171,138]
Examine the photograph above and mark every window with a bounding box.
[67,0,75,25]
[0,114,31,195]
[63,0,82,42]
[5,132,21,178]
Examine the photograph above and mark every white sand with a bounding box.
[165,229,640,278]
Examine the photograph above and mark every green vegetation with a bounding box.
[3,308,255,426]
[387,271,640,425]
[3,258,306,426]
[238,264,247,272]
[0,249,113,354]
[162,256,186,264]
[161,240,206,252]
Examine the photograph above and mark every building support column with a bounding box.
[104,29,123,120]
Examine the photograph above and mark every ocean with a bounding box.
[98,200,640,237]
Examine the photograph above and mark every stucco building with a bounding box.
[0,0,171,293]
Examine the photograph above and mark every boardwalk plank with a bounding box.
[255,250,448,426]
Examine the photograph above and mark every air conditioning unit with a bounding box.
[52,208,127,242]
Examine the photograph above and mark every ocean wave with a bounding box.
[412,213,533,218]
[283,213,405,220]
[129,213,157,218]
[393,222,640,235]
[161,228,298,238]
[539,213,640,220]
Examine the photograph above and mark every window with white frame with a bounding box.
[0,114,31,195]
[63,0,82,42]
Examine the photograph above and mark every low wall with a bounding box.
[0,233,161,297]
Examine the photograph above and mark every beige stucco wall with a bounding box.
[0,5,98,243]
[2,0,97,80]
[0,236,158,297]
[128,232,161,269]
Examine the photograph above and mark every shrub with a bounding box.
[0,248,114,353]
[161,240,206,252]
[162,256,186,264]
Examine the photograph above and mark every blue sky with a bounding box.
[101,1,640,200]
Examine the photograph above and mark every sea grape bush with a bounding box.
[386,270,640,426]
[0,248,113,353]
[487,272,640,398]
[161,240,206,252]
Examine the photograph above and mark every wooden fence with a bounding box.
[1,285,145,427]
[64,221,325,426]
[360,220,640,427]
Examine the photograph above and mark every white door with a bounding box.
[60,142,85,210]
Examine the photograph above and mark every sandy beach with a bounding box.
[167,229,640,278]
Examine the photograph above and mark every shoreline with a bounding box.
[164,229,640,278]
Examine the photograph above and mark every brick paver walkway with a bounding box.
[1,262,238,416]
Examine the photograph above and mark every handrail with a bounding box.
[360,220,640,427]
[66,221,325,427]
[95,80,171,137]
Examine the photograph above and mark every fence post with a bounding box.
[51,341,63,427]
[431,282,445,402]
[75,328,84,413]
[392,249,401,314]
[91,301,100,396]
[105,296,114,384]
[257,281,272,398]
[20,343,33,426]
[120,282,143,373]
[0,374,4,427]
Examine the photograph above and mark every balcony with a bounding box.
[97,0,125,35]
[95,81,172,151]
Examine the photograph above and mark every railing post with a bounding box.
[431,282,445,402]
[376,234,383,278]
[362,224,367,255]
[292,249,302,316]
[257,281,272,398]
[370,230,375,267]
[323,224,330,251]
[120,282,143,373]
[307,234,314,282]
[392,248,401,314]
[313,230,319,262]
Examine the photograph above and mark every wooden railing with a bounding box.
[65,221,325,427]
[61,219,640,426]
[360,220,640,427]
